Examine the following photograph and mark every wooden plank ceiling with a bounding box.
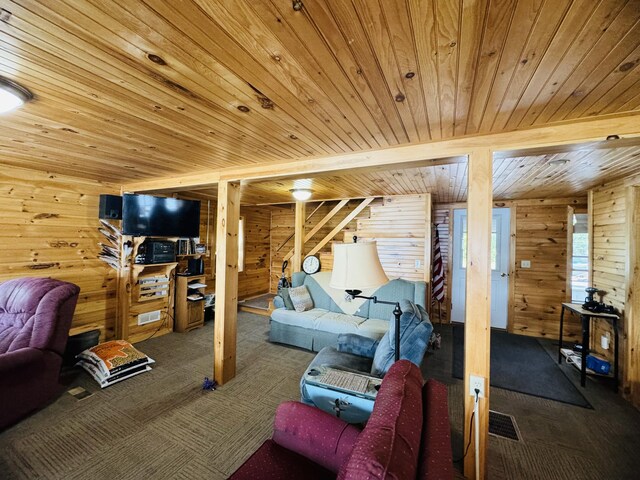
[0,0,639,183]
[184,142,640,204]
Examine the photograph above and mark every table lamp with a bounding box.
[330,238,402,362]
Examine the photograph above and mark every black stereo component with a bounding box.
[136,240,176,264]
[188,258,204,275]
[99,194,123,220]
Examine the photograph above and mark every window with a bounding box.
[571,213,589,302]
[460,216,498,270]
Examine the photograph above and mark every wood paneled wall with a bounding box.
[591,174,639,398]
[188,199,271,300]
[512,204,580,339]
[0,165,118,340]
[355,195,429,284]
[434,199,584,336]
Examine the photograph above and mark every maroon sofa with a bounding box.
[229,360,453,479]
[0,277,80,430]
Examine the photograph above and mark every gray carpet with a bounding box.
[451,326,591,408]
[2,317,640,479]
[0,313,314,479]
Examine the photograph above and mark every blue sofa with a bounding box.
[270,271,427,352]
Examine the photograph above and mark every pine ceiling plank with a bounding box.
[595,74,640,116]
[561,32,640,120]
[408,0,441,139]
[434,0,461,138]
[249,0,391,149]
[200,0,371,151]
[2,6,289,165]
[172,0,350,154]
[375,0,429,141]
[477,0,545,133]
[287,0,403,146]
[45,0,310,160]
[103,0,324,158]
[532,0,640,125]
[464,0,516,134]
[490,0,573,133]
[454,0,489,136]
[505,0,602,130]
[310,0,410,144]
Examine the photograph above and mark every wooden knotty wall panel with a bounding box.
[355,195,428,284]
[435,199,584,335]
[512,204,580,339]
[191,201,271,300]
[0,165,118,340]
[590,175,636,386]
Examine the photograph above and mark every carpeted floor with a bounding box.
[451,325,591,408]
[2,316,640,479]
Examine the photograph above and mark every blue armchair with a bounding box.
[300,299,433,405]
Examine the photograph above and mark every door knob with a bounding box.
[500,273,507,277]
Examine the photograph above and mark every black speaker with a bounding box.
[99,194,122,220]
[188,258,204,275]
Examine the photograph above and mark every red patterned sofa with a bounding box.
[229,360,453,479]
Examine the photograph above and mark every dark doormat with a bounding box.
[489,410,521,441]
[452,326,592,408]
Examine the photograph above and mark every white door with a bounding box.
[450,208,510,329]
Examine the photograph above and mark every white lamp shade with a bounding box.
[0,87,24,114]
[330,242,389,290]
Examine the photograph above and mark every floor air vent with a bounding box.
[489,410,521,442]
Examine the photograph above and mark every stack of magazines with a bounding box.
[76,340,155,388]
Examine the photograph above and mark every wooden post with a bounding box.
[587,190,594,287]
[464,148,493,479]
[214,180,240,385]
[292,201,306,273]
[625,186,640,405]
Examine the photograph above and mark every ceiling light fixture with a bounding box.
[548,158,570,166]
[0,77,33,114]
[290,188,312,201]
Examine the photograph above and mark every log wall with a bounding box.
[0,165,118,340]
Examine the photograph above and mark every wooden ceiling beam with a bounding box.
[123,113,640,192]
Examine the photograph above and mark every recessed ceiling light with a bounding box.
[290,188,312,201]
[0,77,33,114]
[548,158,570,166]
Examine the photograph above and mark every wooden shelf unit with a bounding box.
[116,235,178,344]
[175,274,207,333]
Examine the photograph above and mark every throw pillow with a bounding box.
[370,299,433,376]
[279,288,295,310]
[289,285,314,312]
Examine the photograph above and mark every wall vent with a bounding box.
[138,310,161,325]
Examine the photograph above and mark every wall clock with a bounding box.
[302,255,321,274]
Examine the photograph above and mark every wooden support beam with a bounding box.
[214,180,240,385]
[123,113,640,192]
[292,201,306,273]
[507,206,517,334]
[284,199,349,262]
[307,198,375,257]
[587,190,594,287]
[625,186,640,405]
[464,149,493,479]
[115,235,131,341]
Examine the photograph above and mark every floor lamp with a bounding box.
[330,239,402,362]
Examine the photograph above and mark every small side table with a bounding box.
[304,366,381,424]
[558,302,620,389]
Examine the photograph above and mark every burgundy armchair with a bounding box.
[0,277,80,430]
[229,360,453,479]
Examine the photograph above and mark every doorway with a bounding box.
[450,208,511,329]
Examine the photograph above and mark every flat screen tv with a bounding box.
[122,194,201,238]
